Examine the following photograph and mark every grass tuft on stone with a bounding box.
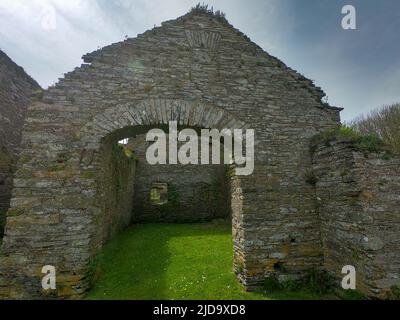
[263,269,366,300]
[31,89,44,100]
[189,3,228,23]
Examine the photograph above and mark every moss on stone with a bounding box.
[0,149,14,165]
[19,154,32,164]
[31,89,44,101]
[389,285,400,300]
[83,251,102,287]
[7,208,24,217]
[82,171,96,179]
[48,164,66,172]
[67,95,76,104]
[72,131,81,141]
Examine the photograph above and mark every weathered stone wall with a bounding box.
[0,50,40,153]
[94,140,136,247]
[0,50,40,236]
[312,140,400,298]
[0,10,341,298]
[128,134,230,223]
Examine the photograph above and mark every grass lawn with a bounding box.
[86,222,340,300]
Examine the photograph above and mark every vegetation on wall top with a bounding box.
[310,125,392,157]
[189,3,228,23]
[350,103,400,155]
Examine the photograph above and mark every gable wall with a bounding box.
[0,13,341,298]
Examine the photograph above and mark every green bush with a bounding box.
[336,289,367,300]
[263,269,336,295]
[263,274,282,292]
[301,269,336,295]
[281,278,303,292]
[311,125,390,156]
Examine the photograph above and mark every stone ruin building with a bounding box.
[0,9,399,299]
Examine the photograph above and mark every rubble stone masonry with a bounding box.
[312,140,400,299]
[0,50,40,234]
[0,10,398,299]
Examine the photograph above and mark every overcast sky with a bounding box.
[0,0,399,121]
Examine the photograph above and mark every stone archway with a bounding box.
[79,98,248,285]
[0,99,247,299]
[78,99,248,147]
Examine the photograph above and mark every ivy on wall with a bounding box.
[158,184,180,218]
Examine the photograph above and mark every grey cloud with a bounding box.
[0,0,399,121]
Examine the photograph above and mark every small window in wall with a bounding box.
[150,183,168,205]
[193,182,211,202]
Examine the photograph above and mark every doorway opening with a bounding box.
[91,124,235,247]
[88,124,236,296]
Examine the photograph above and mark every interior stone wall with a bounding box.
[94,140,136,247]
[312,140,400,298]
[128,134,230,223]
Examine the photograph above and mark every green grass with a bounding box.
[86,223,339,300]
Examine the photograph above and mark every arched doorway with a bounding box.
[78,99,247,291]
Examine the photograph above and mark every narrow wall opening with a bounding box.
[93,134,137,247]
